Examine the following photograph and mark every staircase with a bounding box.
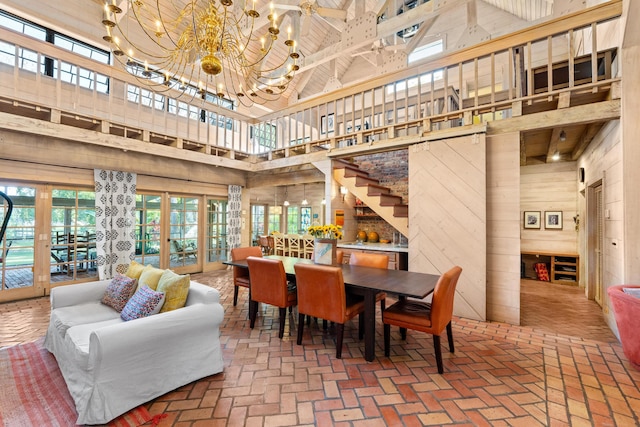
[333,159,408,237]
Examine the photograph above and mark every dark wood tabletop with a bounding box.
[224,255,441,361]
[226,255,439,299]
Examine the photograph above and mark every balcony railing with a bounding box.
[0,1,622,164]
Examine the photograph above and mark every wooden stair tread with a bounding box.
[367,184,391,195]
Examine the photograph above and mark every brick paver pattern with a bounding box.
[1,270,639,426]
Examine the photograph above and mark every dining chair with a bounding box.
[273,233,286,256]
[287,234,302,257]
[258,235,272,255]
[301,235,315,259]
[336,249,344,264]
[230,246,263,306]
[382,266,462,374]
[247,256,297,338]
[293,263,365,358]
[349,251,389,317]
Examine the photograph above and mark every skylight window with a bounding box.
[408,39,444,64]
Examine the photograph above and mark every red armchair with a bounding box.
[608,285,640,368]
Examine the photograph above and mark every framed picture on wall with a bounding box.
[545,211,563,229]
[523,211,541,229]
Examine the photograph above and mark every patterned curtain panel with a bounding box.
[94,170,137,280]
[227,185,242,254]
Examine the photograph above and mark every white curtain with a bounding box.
[227,185,242,253]
[94,169,137,280]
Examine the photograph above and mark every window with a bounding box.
[252,123,277,149]
[408,39,444,64]
[169,196,199,268]
[300,207,312,234]
[251,205,266,244]
[268,206,281,234]
[286,206,300,234]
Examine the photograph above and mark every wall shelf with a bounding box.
[521,251,579,285]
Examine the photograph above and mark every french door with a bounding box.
[167,195,201,273]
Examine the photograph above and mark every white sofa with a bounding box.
[44,279,224,425]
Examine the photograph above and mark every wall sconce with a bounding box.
[340,186,348,202]
[321,198,326,205]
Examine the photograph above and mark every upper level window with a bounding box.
[0,10,109,65]
[408,39,444,64]
[251,123,277,149]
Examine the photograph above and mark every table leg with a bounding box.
[363,290,376,362]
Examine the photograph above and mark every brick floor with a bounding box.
[1,271,639,426]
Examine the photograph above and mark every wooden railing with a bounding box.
[0,1,622,166]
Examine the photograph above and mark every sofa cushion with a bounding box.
[121,285,165,321]
[51,303,121,337]
[125,260,146,280]
[101,274,137,312]
[65,318,124,365]
[156,270,190,313]
[137,265,165,291]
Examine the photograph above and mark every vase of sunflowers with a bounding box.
[307,224,343,265]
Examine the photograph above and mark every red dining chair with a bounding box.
[247,256,297,338]
[294,263,364,358]
[230,246,262,306]
[382,266,462,374]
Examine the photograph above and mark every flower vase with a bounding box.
[313,238,337,265]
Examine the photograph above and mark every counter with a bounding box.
[337,242,409,270]
[337,242,409,253]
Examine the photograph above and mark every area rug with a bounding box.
[0,338,152,427]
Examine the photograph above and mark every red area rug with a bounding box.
[0,339,151,426]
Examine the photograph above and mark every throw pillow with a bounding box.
[137,265,165,291]
[101,273,138,312]
[156,270,190,312]
[125,260,146,280]
[121,285,165,321]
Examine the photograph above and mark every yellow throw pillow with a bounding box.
[137,265,165,291]
[125,260,146,280]
[156,270,190,312]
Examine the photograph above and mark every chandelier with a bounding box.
[101,0,300,106]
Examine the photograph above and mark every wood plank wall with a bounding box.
[520,162,578,255]
[408,134,487,321]
[486,132,521,325]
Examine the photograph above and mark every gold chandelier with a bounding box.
[101,0,300,106]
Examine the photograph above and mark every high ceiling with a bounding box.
[2,0,605,164]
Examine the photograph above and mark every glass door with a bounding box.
[207,199,228,263]
[134,194,162,268]
[168,195,200,272]
[50,189,98,283]
[0,184,39,301]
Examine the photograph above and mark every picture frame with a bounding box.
[545,211,563,230]
[313,238,337,265]
[320,113,334,135]
[523,211,541,229]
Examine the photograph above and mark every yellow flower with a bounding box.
[308,224,342,239]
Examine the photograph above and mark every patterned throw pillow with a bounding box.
[101,273,137,312]
[156,270,190,313]
[120,285,165,321]
[125,260,146,280]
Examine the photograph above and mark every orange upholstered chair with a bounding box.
[247,256,297,338]
[293,263,364,358]
[336,249,344,264]
[349,251,388,314]
[230,246,262,306]
[382,266,462,374]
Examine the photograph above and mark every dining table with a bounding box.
[225,255,441,362]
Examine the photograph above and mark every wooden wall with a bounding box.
[486,132,521,325]
[408,134,487,321]
[520,162,579,255]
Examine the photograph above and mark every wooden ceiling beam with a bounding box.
[488,99,620,134]
[571,122,604,160]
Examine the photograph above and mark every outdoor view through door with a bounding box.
[169,196,199,269]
